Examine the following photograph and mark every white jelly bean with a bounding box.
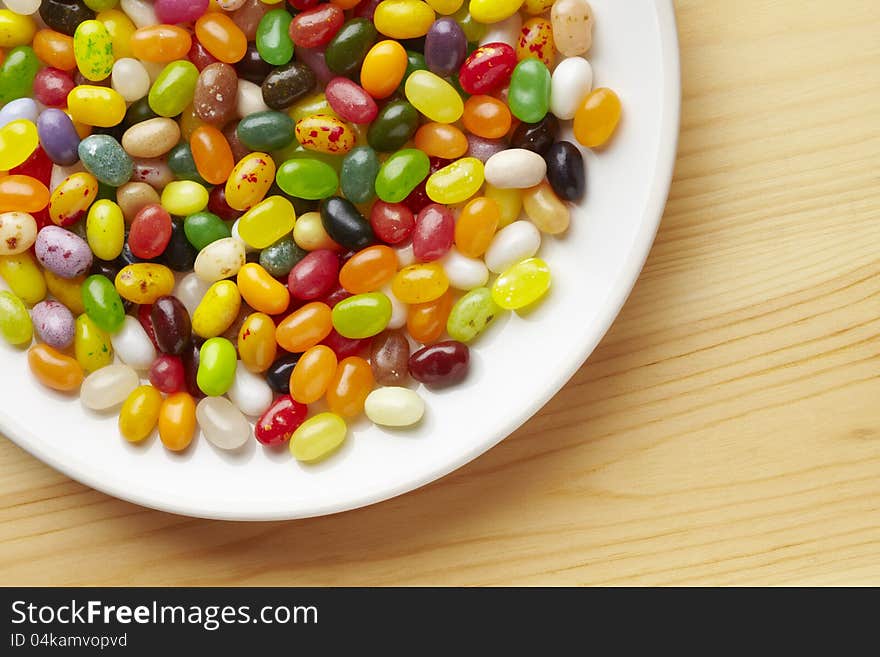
[0,211,37,255]
[0,98,37,129]
[120,0,159,28]
[550,57,593,120]
[196,396,251,450]
[226,360,273,416]
[110,316,157,370]
[3,0,41,15]
[484,220,541,274]
[81,363,140,410]
[111,58,152,102]
[394,241,416,268]
[236,80,270,119]
[364,387,425,427]
[381,284,407,330]
[441,248,489,291]
[193,237,246,283]
[479,13,522,47]
[175,272,212,317]
[484,149,547,189]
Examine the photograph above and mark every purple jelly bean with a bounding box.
[294,46,335,85]
[36,108,80,166]
[467,134,508,163]
[30,300,75,349]
[154,0,208,24]
[34,226,93,279]
[424,18,467,78]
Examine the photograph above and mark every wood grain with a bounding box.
[2,0,879,586]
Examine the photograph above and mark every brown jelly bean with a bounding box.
[370,331,410,385]
[194,63,239,126]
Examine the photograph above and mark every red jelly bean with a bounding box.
[412,203,454,261]
[255,394,307,445]
[129,204,173,259]
[318,284,352,308]
[207,184,243,221]
[288,4,344,49]
[458,42,517,96]
[409,340,470,387]
[150,295,192,355]
[10,146,53,186]
[369,201,414,245]
[149,354,186,393]
[137,303,162,351]
[287,249,339,301]
[32,67,76,108]
[322,328,369,359]
[324,77,378,124]
[352,0,382,19]
[188,35,220,72]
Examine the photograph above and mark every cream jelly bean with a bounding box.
[440,248,489,290]
[196,396,251,450]
[484,148,547,189]
[364,387,425,427]
[0,211,37,255]
[193,237,247,283]
[81,363,140,410]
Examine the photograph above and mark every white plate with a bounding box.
[0,1,680,520]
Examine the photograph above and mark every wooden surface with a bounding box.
[2,0,879,586]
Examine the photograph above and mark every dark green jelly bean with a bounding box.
[0,47,40,105]
[81,274,125,333]
[162,219,197,272]
[290,196,319,216]
[397,50,426,92]
[256,9,294,66]
[374,148,430,204]
[324,18,377,78]
[261,61,316,110]
[320,196,375,251]
[265,352,301,393]
[96,181,116,202]
[259,234,307,277]
[236,110,295,151]
[340,146,379,205]
[367,99,419,152]
[510,114,558,154]
[276,158,339,200]
[123,97,158,129]
[184,211,231,250]
[544,141,585,202]
[40,0,95,37]
[167,142,208,184]
[78,134,133,187]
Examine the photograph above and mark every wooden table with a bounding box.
[2,0,879,586]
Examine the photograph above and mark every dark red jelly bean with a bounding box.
[409,340,469,387]
[129,204,172,259]
[148,354,186,393]
[255,394,307,445]
[137,303,161,351]
[458,42,517,95]
[150,295,192,355]
[288,0,319,9]
[324,77,378,124]
[318,283,352,308]
[181,341,205,399]
[369,201,414,245]
[412,203,454,261]
[207,178,243,221]
[10,146,53,186]
[188,35,220,72]
[288,4,344,49]
[352,0,382,19]
[287,249,340,301]
[322,328,369,359]
[32,67,75,107]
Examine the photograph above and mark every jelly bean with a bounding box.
[33,226,91,280]
[127,203,171,260]
[118,384,162,442]
[272,159,337,203]
[409,339,468,386]
[446,285,498,342]
[227,360,273,415]
[32,29,75,71]
[287,249,338,301]
[331,292,391,339]
[155,0,208,25]
[287,91,337,124]
[289,411,345,461]
[0,291,33,345]
[67,85,127,127]
[165,142,206,185]
[276,301,332,352]
[287,7,340,53]
[179,340,203,398]
[551,0,592,56]
[510,114,557,154]
[195,12,246,64]
[573,88,622,149]
[83,199,124,261]
[149,60,199,118]
[289,344,336,404]
[35,110,79,168]
[233,42,269,85]
[49,171,96,226]
[160,181,208,217]
[368,201,412,245]
[235,312,274,374]
[359,40,406,99]
[483,148,546,190]
[462,95,511,140]
[324,18,376,77]
[410,203,452,262]
[81,273,125,331]
[368,331,407,385]
[149,354,185,393]
[0,252,45,305]
[109,57,150,102]
[337,146,377,206]
[165,218,200,270]
[256,394,307,446]
[120,118,180,160]
[441,247,488,290]
[234,195,293,250]
[181,212,228,251]
[544,143,583,202]
[32,67,75,107]
[291,210,337,251]
[404,70,463,124]
[424,17,465,77]
[236,263,288,315]
[110,315,157,369]
[72,19,113,82]
[320,327,368,359]
[29,343,83,391]
[454,196,498,258]
[0,211,37,255]
[0,11,36,49]
[339,245,397,294]
[294,114,356,156]
[187,125,233,186]
[197,396,251,450]
[206,185,242,223]
[483,183,521,228]
[81,363,138,410]
[374,148,428,204]
[192,279,241,338]
[471,0,522,22]
[265,352,299,393]
[257,237,301,279]
[158,391,196,451]
[391,262,447,304]
[231,0,270,40]
[262,61,316,110]
[254,9,292,67]
[116,182,159,223]
[522,180,569,235]
[508,58,551,123]
[324,78,378,125]
[39,0,95,37]
[424,157,483,205]
[381,283,407,329]
[484,219,539,273]
[366,99,419,152]
[0,119,37,171]
[413,123,468,160]
[320,196,374,251]
[0,47,40,106]
[196,336,236,396]
[234,111,293,152]
[225,152,275,211]
[74,312,113,373]
[516,17,554,68]
[550,56,592,120]
[407,289,451,343]
[123,97,158,129]
[130,156,174,189]
[97,8,136,59]
[492,256,550,310]
[174,272,209,318]
[150,295,191,355]
[193,237,247,285]
[78,134,133,187]
[10,144,52,186]
[190,63,239,127]
[294,44,336,85]
[364,386,424,427]
[114,263,175,303]
[0,98,38,131]
[373,0,434,39]
[325,355,372,417]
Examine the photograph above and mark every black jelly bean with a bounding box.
[265,352,302,393]
[320,196,375,252]
[510,114,558,154]
[261,61,316,110]
[162,219,197,271]
[544,141,586,202]
[39,0,95,37]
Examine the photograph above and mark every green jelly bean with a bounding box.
[331,292,392,339]
[374,148,430,204]
[167,142,208,184]
[0,46,40,106]
[256,9,294,66]
[447,287,499,343]
[0,291,33,345]
[453,7,486,43]
[197,337,237,396]
[340,146,379,205]
[276,158,339,200]
[184,211,231,250]
[259,234,307,277]
[78,134,133,187]
[83,0,118,10]
[124,97,158,129]
[508,59,551,124]
[398,50,426,92]
[73,20,114,82]
[324,18,377,78]
[273,142,343,172]
[367,99,419,153]
[148,60,199,118]
[81,274,125,333]
[237,110,295,152]
[96,181,116,202]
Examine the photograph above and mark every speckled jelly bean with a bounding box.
[573,88,621,149]
[331,292,391,339]
[254,394,306,446]
[516,17,555,68]
[550,56,592,120]
[459,43,515,97]
[260,234,306,277]
[34,226,92,279]
[236,311,276,374]
[484,149,546,189]
[405,70,463,124]
[275,301,332,352]
[193,62,239,126]
[73,313,113,371]
[551,0,592,57]
[84,200,124,261]
[365,386,424,427]
[191,279,241,338]
[424,157,484,205]
[0,47,40,106]
[111,315,157,370]
[49,171,98,227]
[67,86,126,127]
[78,135,133,187]
[294,114,356,155]
[446,286,498,342]
[289,411,346,462]
[225,152,275,211]
[114,263,175,303]
[118,384,162,442]
[72,19,113,81]
[262,61,316,110]
[121,118,180,159]
[193,236,246,283]
[29,343,83,391]
[0,291,33,345]
[0,211,38,256]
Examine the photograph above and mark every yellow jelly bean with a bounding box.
[0,290,33,345]
[374,0,436,39]
[114,263,176,304]
[294,114,356,156]
[469,0,524,24]
[425,157,484,204]
[524,0,553,13]
[225,152,276,211]
[391,262,449,304]
[49,172,99,227]
[404,70,463,123]
[426,0,463,14]
[74,313,114,372]
[287,92,338,124]
[45,270,86,315]
[86,199,125,261]
[73,19,114,82]
[237,312,277,373]
[0,10,36,48]
[292,210,341,251]
[97,9,136,59]
[289,412,347,463]
[491,257,551,310]
[0,119,38,171]
[192,280,241,338]
[118,384,162,443]
[236,195,295,249]
[67,86,127,127]
[0,252,46,306]
[485,184,522,227]
[160,180,209,215]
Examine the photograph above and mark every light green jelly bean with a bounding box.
[276,158,339,200]
[508,58,551,124]
[331,292,392,339]
[73,20,114,82]
[197,337,237,396]
[374,148,430,203]
[289,412,347,463]
[81,274,125,333]
[148,60,199,118]
[256,10,294,66]
[447,287,500,342]
[0,47,40,106]
[491,257,551,310]
[0,291,33,345]
[273,143,343,172]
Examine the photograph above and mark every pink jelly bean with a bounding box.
[412,203,454,262]
[155,0,209,24]
[287,249,340,301]
[324,77,378,124]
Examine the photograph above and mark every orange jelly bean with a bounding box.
[28,344,83,392]
[360,40,408,99]
[0,175,49,213]
[32,29,76,71]
[573,88,622,149]
[407,289,453,344]
[275,301,332,352]
[338,245,397,294]
[195,13,247,64]
[454,196,499,258]
[290,344,337,404]
[130,25,193,63]
[159,392,197,452]
[462,95,512,140]
[237,311,277,373]
[413,123,469,159]
[326,356,373,418]
[190,125,235,185]
[236,262,289,315]
[391,263,448,304]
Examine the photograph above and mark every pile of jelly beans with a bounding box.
[0,0,620,462]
